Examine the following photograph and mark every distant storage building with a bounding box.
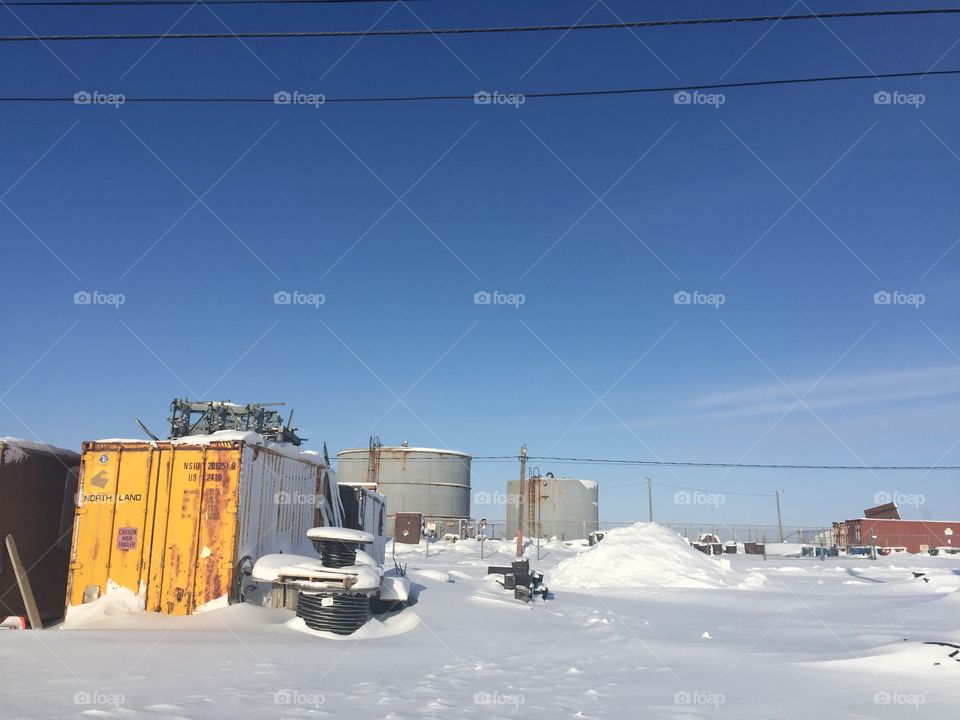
[834,518,957,554]
[0,438,79,624]
[506,474,599,540]
[337,445,471,537]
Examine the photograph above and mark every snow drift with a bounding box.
[553,523,767,589]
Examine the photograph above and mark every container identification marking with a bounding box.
[181,489,199,519]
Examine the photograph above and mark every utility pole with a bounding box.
[646,477,653,522]
[516,445,527,558]
[775,490,784,543]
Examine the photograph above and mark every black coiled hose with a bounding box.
[297,591,370,635]
[312,539,358,568]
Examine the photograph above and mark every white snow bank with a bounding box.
[62,584,144,628]
[763,543,806,557]
[920,571,960,593]
[408,569,453,583]
[810,639,960,677]
[285,608,420,640]
[553,523,767,590]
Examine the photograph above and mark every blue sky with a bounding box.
[2,0,960,527]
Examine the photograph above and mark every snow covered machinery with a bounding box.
[487,559,548,603]
[251,490,411,636]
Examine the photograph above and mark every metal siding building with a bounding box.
[835,518,958,554]
[506,476,599,540]
[337,446,471,537]
[0,439,79,623]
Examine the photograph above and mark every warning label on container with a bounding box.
[116,527,138,550]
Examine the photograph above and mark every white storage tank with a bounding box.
[337,445,471,537]
[506,474,599,540]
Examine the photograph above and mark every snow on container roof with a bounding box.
[338,446,471,458]
[93,431,328,465]
[0,437,79,459]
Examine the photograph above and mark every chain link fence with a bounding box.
[464,520,960,557]
[472,520,830,543]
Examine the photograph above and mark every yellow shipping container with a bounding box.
[66,435,342,617]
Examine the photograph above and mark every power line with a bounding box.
[7,68,960,104]
[344,454,960,471]
[523,456,960,471]
[6,0,424,5]
[603,480,776,497]
[2,7,960,40]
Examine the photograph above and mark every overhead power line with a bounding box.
[6,68,960,104]
[604,480,777,497]
[521,456,960,471]
[340,454,959,471]
[7,0,427,5]
[2,7,960,40]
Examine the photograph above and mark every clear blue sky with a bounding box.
[2,0,960,527]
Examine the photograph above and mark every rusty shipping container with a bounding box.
[66,434,343,617]
[0,438,79,624]
[839,518,958,554]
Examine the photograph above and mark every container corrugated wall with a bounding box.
[843,518,958,554]
[0,440,79,622]
[66,439,333,617]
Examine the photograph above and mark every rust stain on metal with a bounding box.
[67,439,318,617]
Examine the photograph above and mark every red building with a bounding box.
[834,518,957,554]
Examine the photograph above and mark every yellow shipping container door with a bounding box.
[192,447,242,611]
[156,447,206,615]
[106,447,154,594]
[150,445,243,615]
[145,447,175,613]
[68,447,122,606]
[67,444,159,608]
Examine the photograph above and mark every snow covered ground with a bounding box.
[2,523,959,719]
